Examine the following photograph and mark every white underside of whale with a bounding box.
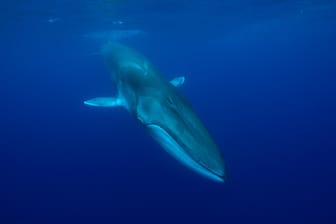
[147,124,224,182]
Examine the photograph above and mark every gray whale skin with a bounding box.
[84,42,228,182]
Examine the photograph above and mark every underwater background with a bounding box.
[1,0,336,223]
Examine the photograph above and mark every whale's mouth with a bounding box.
[147,124,225,182]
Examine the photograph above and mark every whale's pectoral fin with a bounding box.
[84,97,123,107]
[170,76,185,87]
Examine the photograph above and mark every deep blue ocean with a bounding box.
[1,0,336,223]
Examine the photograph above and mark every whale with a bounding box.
[84,42,228,182]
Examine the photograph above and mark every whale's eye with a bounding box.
[166,96,174,105]
[166,96,179,111]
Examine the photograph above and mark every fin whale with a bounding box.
[84,42,228,182]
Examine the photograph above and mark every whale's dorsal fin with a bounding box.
[84,97,124,107]
[170,76,185,88]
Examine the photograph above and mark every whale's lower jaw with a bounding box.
[147,124,225,182]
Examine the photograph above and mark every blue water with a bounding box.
[1,0,336,223]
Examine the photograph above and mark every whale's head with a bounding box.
[136,87,228,182]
